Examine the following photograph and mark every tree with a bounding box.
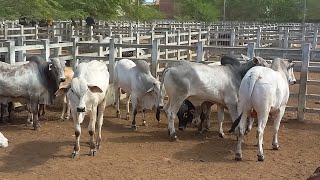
[0,0,163,21]
[176,0,220,22]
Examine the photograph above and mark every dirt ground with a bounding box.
[0,74,319,180]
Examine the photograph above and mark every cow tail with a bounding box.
[247,71,261,102]
[156,67,170,122]
[229,72,260,133]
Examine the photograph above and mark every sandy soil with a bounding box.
[0,74,319,180]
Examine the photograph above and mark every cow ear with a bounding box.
[190,109,200,118]
[55,84,70,96]
[88,85,103,93]
[48,63,53,70]
[241,54,251,62]
[146,83,155,94]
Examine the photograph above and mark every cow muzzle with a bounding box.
[60,77,66,82]
[77,107,85,112]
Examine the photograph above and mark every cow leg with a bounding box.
[125,94,131,120]
[245,117,254,135]
[72,114,81,159]
[235,111,248,161]
[272,106,285,150]
[7,102,13,123]
[141,109,147,126]
[217,105,225,138]
[96,100,107,149]
[0,103,4,123]
[115,87,121,118]
[60,96,67,120]
[167,99,184,140]
[88,108,97,156]
[131,97,139,131]
[256,112,268,161]
[38,104,45,117]
[30,100,40,130]
[65,101,71,120]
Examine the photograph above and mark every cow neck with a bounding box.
[239,61,255,79]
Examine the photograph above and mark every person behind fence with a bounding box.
[85,15,95,27]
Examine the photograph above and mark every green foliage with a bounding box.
[0,0,164,21]
[176,0,220,22]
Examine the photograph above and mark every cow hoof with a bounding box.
[170,133,178,142]
[235,153,242,161]
[142,121,148,127]
[125,114,130,120]
[245,129,251,135]
[178,127,185,131]
[218,133,225,138]
[272,144,280,150]
[257,155,264,161]
[90,150,97,156]
[132,125,138,131]
[71,152,79,159]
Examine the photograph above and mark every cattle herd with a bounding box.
[0,53,317,173]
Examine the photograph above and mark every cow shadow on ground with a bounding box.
[0,140,71,173]
[172,136,253,163]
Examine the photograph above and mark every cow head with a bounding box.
[287,60,296,85]
[55,77,102,113]
[177,100,198,131]
[276,58,296,85]
[145,82,165,122]
[0,132,8,148]
[49,58,66,83]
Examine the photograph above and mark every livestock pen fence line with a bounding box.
[1,21,320,49]
[0,36,318,122]
[0,20,319,121]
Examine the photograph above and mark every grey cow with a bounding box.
[159,55,269,140]
[0,55,66,130]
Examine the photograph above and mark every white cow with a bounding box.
[159,55,269,140]
[55,60,109,158]
[114,59,165,130]
[0,132,8,148]
[230,58,296,161]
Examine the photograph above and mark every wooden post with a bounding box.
[196,41,204,63]
[246,42,256,59]
[278,27,284,48]
[71,36,79,69]
[17,36,26,62]
[108,26,113,37]
[297,43,311,122]
[151,39,159,78]
[108,38,115,83]
[41,39,50,61]
[88,26,94,41]
[20,25,24,37]
[96,35,103,57]
[230,28,236,47]
[117,34,122,58]
[51,25,57,40]
[188,29,192,60]
[53,36,62,58]
[283,29,289,49]
[256,27,261,47]
[301,26,306,43]
[205,27,211,59]
[34,25,39,40]
[134,32,140,58]
[4,24,8,39]
[312,29,318,50]
[70,25,75,41]
[4,40,15,64]
[177,30,181,60]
